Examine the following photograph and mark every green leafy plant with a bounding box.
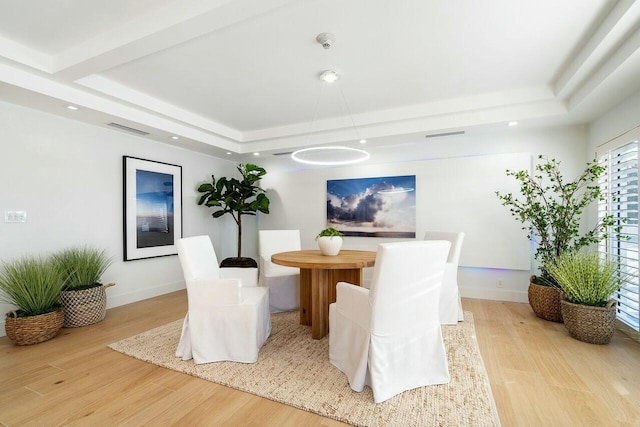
[197,163,270,258]
[316,227,344,240]
[545,250,623,307]
[0,256,65,316]
[53,247,112,291]
[496,155,620,286]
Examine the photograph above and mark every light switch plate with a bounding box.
[4,210,27,223]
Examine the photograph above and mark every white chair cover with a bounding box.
[424,231,465,324]
[175,235,271,364]
[329,240,451,403]
[258,229,301,313]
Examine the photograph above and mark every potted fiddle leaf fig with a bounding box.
[546,250,623,344]
[316,227,344,256]
[197,163,270,267]
[53,246,114,327]
[496,155,620,322]
[0,256,65,345]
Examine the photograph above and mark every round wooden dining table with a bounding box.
[271,249,376,339]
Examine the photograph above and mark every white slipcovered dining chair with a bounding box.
[424,231,465,324]
[175,235,271,364]
[258,229,301,313]
[329,240,451,403]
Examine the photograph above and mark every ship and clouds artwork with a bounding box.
[326,175,416,238]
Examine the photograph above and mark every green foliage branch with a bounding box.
[197,163,270,258]
[496,155,621,286]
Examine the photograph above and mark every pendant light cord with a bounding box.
[307,82,327,136]
[338,86,362,141]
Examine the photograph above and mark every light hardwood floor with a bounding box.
[1,292,639,426]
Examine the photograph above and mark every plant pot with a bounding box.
[5,309,64,346]
[59,283,115,327]
[220,257,258,268]
[528,279,563,323]
[317,236,343,256]
[560,299,616,344]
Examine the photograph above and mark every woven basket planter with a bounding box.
[5,309,64,346]
[528,280,563,323]
[560,299,616,345]
[59,283,115,328]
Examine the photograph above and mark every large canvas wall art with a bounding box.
[326,175,416,238]
[123,156,182,261]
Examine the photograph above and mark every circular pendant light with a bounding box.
[291,35,370,166]
[291,146,370,165]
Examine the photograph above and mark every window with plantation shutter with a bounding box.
[598,127,640,332]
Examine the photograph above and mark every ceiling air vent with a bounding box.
[424,130,465,139]
[107,122,149,136]
[273,151,293,156]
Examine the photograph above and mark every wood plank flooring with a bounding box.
[1,292,639,426]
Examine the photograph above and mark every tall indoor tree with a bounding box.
[197,163,270,267]
[496,155,620,285]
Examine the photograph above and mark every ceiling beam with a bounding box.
[51,0,299,81]
[568,21,640,110]
[76,74,243,141]
[554,0,637,100]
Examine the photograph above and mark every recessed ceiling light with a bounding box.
[320,70,339,83]
[359,139,367,144]
[226,152,232,155]
[253,152,260,156]
[66,105,79,111]
[170,136,179,140]
[508,121,518,127]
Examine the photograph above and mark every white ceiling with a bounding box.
[1,0,639,170]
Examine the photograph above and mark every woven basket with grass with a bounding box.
[528,278,563,323]
[59,283,115,327]
[5,309,64,346]
[560,299,616,344]
[547,250,623,344]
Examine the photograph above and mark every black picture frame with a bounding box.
[123,156,183,261]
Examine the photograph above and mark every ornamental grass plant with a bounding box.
[53,246,112,291]
[546,250,623,307]
[0,256,65,316]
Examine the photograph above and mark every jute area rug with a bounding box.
[109,311,500,427]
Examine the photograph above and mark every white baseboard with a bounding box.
[0,281,186,338]
[1,282,526,338]
[460,286,528,303]
[106,280,185,309]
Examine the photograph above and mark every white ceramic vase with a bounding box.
[317,236,343,256]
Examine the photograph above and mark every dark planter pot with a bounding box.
[528,280,563,323]
[560,299,616,345]
[220,257,258,268]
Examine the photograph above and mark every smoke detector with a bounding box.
[316,32,335,49]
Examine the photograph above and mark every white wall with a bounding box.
[586,88,640,231]
[588,88,640,153]
[259,125,589,302]
[0,100,246,335]
[0,97,598,330]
